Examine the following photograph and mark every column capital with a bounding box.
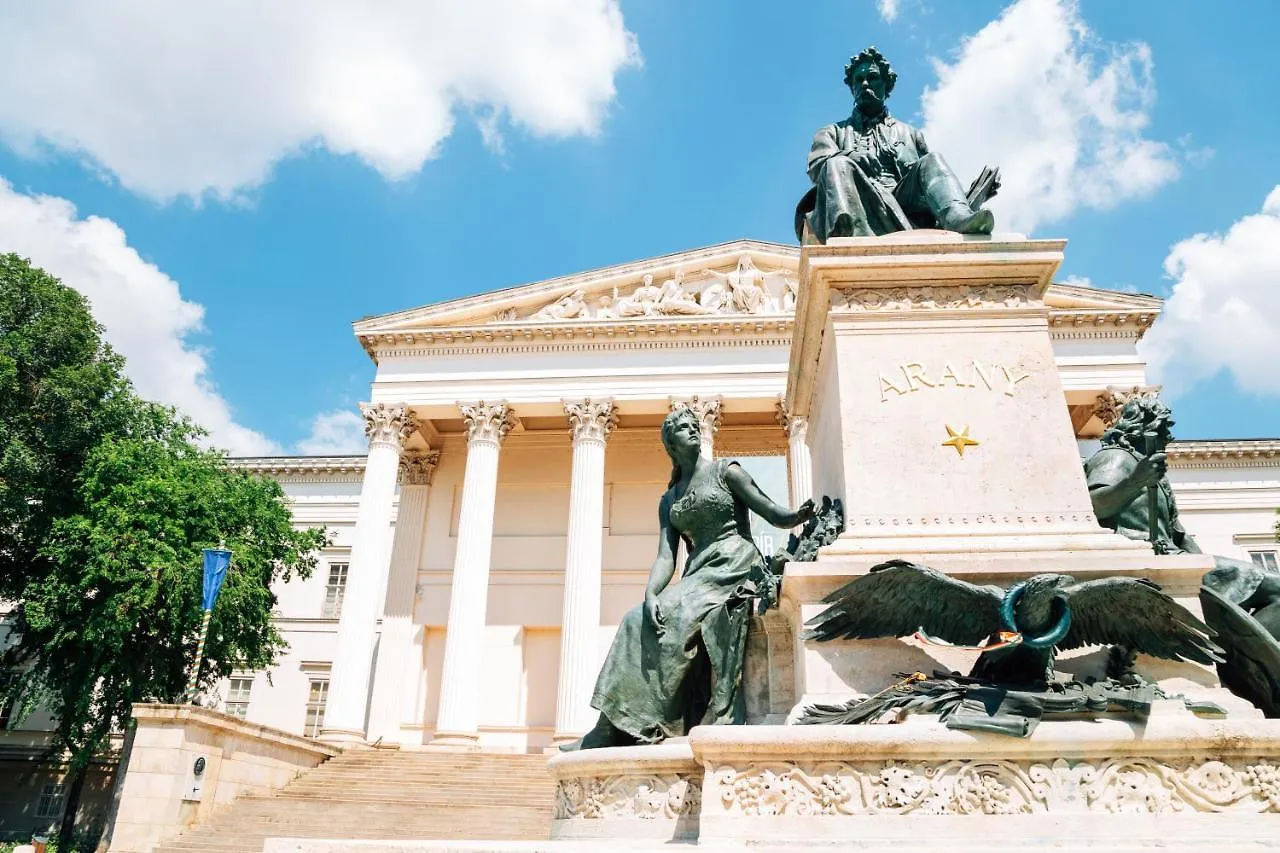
[460,401,517,445]
[1093,385,1163,429]
[399,449,441,486]
[564,399,618,445]
[775,397,808,441]
[670,395,722,438]
[360,403,418,450]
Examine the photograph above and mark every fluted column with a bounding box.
[431,401,516,747]
[552,400,617,744]
[366,450,439,745]
[320,403,417,744]
[671,395,722,459]
[776,398,813,508]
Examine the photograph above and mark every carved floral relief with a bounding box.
[709,757,1280,816]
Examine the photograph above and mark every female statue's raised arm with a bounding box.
[723,462,815,529]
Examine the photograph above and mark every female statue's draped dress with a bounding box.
[591,460,767,743]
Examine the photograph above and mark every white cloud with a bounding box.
[0,1,640,202]
[0,179,280,455]
[878,0,902,23]
[1141,187,1280,398]
[297,410,368,455]
[920,0,1179,234]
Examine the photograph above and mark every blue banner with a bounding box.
[201,548,233,611]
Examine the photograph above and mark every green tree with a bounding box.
[0,254,136,600]
[0,255,329,849]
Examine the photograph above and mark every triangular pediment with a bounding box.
[354,240,803,334]
[354,238,1161,338]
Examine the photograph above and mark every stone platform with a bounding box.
[266,708,1280,851]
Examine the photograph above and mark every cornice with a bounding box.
[226,456,366,477]
[1047,309,1158,340]
[361,317,794,360]
[1167,439,1280,469]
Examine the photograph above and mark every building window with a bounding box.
[35,782,66,819]
[225,677,253,719]
[303,678,330,738]
[1251,551,1279,572]
[321,563,349,619]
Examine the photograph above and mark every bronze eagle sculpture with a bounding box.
[804,559,1223,685]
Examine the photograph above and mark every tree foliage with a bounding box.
[0,254,136,600]
[0,254,329,846]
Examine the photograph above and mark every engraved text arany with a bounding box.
[878,360,1033,402]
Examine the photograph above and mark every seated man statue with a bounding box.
[798,47,997,244]
[1085,395,1280,714]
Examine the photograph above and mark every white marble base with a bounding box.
[533,710,1280,849]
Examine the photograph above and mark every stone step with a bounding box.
[151,751,554,853]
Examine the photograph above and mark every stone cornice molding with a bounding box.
[359,317,794,361]
[1049,309,1158,341]
[774,398,807,440]
[565,399,618,445]
[671,395,723,438]
[1167,439,1280,469]
[226,456,366,477]
[399,450,441,486]
[460,401,517,446]
[361,403,418,450]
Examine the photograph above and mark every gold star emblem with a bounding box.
[941,424,980,457]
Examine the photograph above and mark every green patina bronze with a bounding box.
[563,408,816,750]
[801,559,1224,736]
[796,47,999,243]
[1085,395,1280,716]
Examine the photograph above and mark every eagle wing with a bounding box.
[803,559,1004,644]
[1060,577,1223,665]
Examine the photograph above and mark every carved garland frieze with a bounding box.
[360,403,418,449]
[833,284,1035,312]
[555,773,702,821]
[712,758,1280,816]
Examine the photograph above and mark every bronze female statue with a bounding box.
[565,407,814,749]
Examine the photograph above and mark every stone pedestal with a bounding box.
[787,232,1149,563]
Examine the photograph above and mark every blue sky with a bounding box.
[0,0,1276,453]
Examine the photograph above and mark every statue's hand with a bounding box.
[789,499,817,527]
[645,595,665,635]
[1131,452,1168,489]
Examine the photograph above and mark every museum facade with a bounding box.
[200,237,1279,753]
[6,238,1275,779]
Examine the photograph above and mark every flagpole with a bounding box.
[185,546,233,704]
[184,609,214,700]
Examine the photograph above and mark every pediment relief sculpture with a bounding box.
[490,254,798,324]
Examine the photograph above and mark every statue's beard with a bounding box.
[856,92,885,117]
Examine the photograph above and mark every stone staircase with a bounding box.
[151,749,555,853]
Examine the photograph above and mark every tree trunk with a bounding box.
[58,764,88,851]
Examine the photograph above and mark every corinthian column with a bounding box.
[552,400,617,744]
[367,450,439,745]
[431,401,516,747]
[320,403,417,745]
[776,398,813,508]
[671,395,722,459]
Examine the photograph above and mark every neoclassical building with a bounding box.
[196,238,1277,753]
